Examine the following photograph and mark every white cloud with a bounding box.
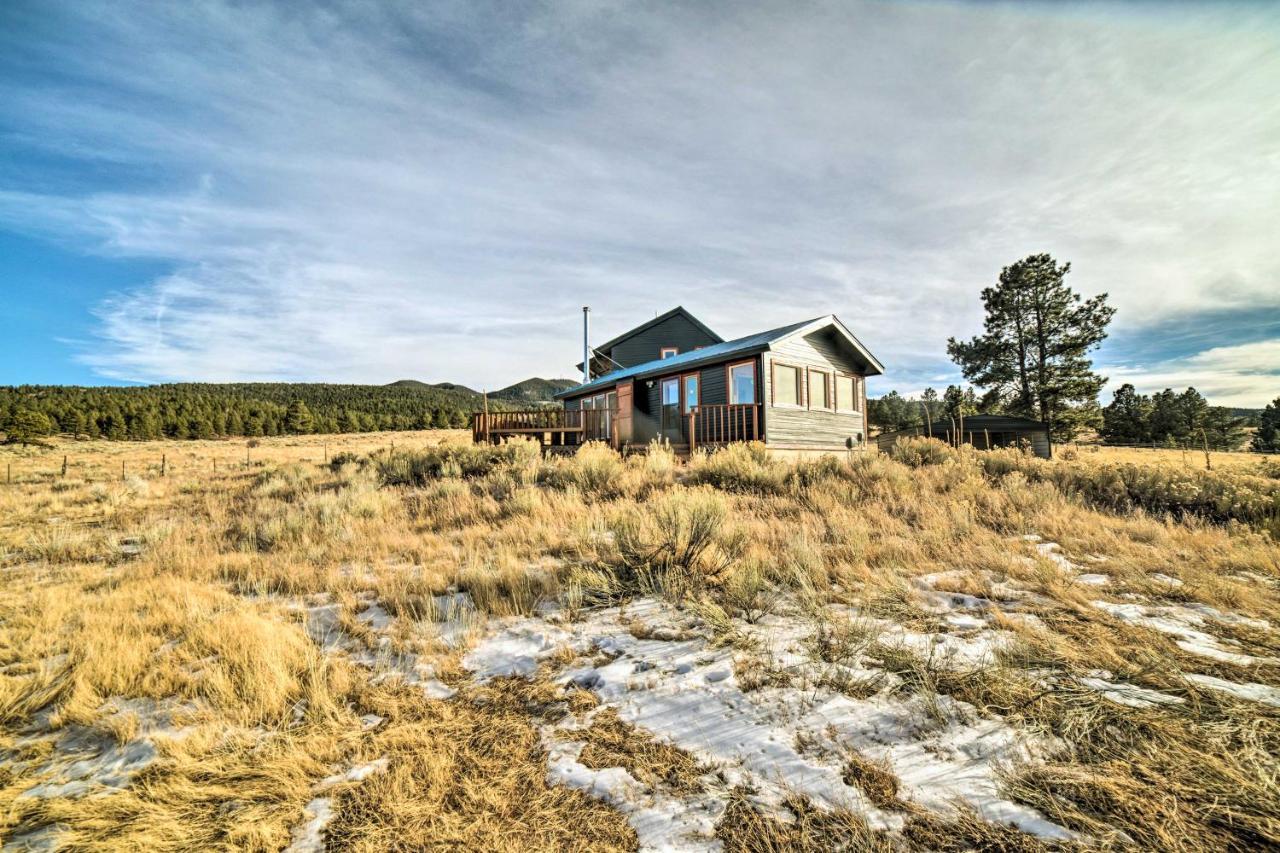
[1,1,1278,391]
[1105,339,1280,408]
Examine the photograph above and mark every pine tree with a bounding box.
[1178,388,1209,438]
[947,254,1114,445]
[285,400,313,434]
[4,408,53,446]
[1252,397,1280,452]
[1101,384,1152,444]
[1202,407,1246,451]
[942,385,978,421]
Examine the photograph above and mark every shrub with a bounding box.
[887,437,958,467]
[374,439,540,485]
[600,487,746,601]
[687,442,787,494]
[979,451,1280,534]
[537,442,625,497]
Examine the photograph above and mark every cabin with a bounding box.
[473,307,885,456]
[874,414,1052,459]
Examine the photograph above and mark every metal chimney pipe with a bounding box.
[582,306,591,383]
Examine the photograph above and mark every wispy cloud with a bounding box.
[1107,339,1280,408]
[1,1,1277,399]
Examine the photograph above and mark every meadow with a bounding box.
[1,431,1278,851]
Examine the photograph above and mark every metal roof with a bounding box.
[555,314,883,399]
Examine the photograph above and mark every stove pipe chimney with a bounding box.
[582,306,591,384]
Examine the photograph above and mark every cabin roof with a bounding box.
[555,314,884,399]
[594,306,723,353]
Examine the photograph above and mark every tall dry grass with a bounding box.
[1,431,1277,849]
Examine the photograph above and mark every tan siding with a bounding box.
[763,330,867,448]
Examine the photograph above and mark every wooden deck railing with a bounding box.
[473,409,618,446]
[687,404,759,451]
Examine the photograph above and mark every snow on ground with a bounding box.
[9,697,198,801]
[285,758,391,852]
[1184,674,1280,708]
[461,598,1077,846]
[1089,599,1279,666]
[1077,673,1185,709]
[542,727,725,853]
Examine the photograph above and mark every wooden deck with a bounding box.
[473,403,761,454]
[472,408,618,449]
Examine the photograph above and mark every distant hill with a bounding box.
[386,379,480,395]
[492,377,578,404]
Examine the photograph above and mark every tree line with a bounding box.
[0,382,496,444]
[1100,385,1249,450]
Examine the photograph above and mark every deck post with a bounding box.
[689,410,697,453]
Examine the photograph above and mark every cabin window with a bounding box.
[728,361,756,404]
[660,346,679,359]
[835,374,858,413]
[682,373,699,414]
[661,377,680,407]
[772,363,802,407]
[807,369,831,410]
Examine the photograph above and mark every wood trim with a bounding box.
[769,360,805,409]
[726,359,757,405]
[806,367,833,411]
[659,346,679,359]
[680,371,700,414]
[833,372,859,413]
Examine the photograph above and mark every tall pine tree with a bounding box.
[947,254,1114,446]
[1253,397,1280,453]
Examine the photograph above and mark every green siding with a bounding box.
[608,313,720,369]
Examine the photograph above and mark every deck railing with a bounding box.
[473,408,618,446]
[687,403,759,450]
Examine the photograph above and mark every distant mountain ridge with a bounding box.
[492,378,578,403]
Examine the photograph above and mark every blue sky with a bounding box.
[1,1,1277,406]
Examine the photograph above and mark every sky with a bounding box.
[1,1,1277,406]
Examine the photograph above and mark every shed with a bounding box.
[874,414,1052,459]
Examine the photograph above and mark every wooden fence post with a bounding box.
[6,463,10,485]
[161,453,167,477]
[121,460,126,481]
[62,455,68,478]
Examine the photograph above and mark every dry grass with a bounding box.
[576,708,708,794]
[1,431,1278,850]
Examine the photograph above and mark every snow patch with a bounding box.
[1091,600,1279,666]
[463,599,1076,842]
[543,736,724,851]
[1078,675,1184,709]
[1185,674,1280,707]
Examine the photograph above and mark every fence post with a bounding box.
[121,460,125,481]
[62,455,68,478]
[161,453,167,477]
[6,463,10,485]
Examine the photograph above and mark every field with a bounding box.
[2,431,1279,851]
